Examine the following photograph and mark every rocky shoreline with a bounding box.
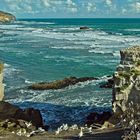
[1,42,140,139]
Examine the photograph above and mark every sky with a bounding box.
[0,0,140,18]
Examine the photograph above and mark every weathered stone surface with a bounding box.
[86,111,112,126]
[100,78,114,88]
[112,45,140,114]
[0,101,44,128]
[0,11,15,23]
[29,76,98,90]
[80,26,90,30]
[0,63,4,101]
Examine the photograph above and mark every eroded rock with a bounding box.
[0,63,4,101]
[100,78,114,88]
[0,11,15,23]
[28,76,98,90]
[113,45,140,115]
[86,111,112,126]
[0,101,44,129]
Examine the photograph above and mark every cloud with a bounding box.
[66,0,78,13]
[87,2,96,12]
[42,0,50,7]
[106,0,112,6]
[3,0,78,16]
[122,8,127,14]
[2,0,140,18]
[4,0,39,14]
[135,2,140,13]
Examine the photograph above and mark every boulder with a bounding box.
[86,111,112,126]
[100,78,114,88]
[0,101,44,128]
[80,26,90,30]
[0,11,15,23]
[28,76,98,90]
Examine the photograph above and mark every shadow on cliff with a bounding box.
[11,101,111,129]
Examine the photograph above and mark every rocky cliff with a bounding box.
[0,11,15,23]
[0,64,4,101]
[112,46,140,114]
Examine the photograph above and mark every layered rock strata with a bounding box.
[0,63,4,101]
[113,46,140,114]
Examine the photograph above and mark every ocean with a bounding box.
[0,18,140,129]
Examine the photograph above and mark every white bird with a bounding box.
[70,124,78,130]
[88,127,92,133]
[25,121,32,128]
[38,127,45,133]
[17,129,22,136]
[63,124,68,131]
[55,128,60,135]
[78,127,84,138]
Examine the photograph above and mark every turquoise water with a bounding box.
[0,18,140,128]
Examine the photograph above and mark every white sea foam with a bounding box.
[125,29,140,32]
[0,25,23,29]
[15,21,55,25]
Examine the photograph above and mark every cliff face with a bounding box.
[0,64,4,101]
[0,11,15,23]
[113,46,140,114]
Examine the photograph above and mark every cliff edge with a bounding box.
[0,11,15,23]
[0,63,4,101]
[113,45,140,114]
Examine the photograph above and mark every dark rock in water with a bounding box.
[0,11,15,23]
[29,76,98,90]
[0,101,44,128]
[86,111,112,126]
[100,78,114,88]
[80,26,90,30]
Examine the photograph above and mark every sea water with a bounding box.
[0,18,140,128]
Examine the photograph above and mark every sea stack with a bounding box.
[0,63,4,101]
[112,46,140,114]
[0,11,15,23]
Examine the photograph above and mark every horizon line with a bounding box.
[17,17,140,19]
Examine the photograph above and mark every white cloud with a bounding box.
[4,0,65,15]
[42,0,50,7]
[87,2,96,12]
[67,0,78,13]
[3,0,140,17]
[106,0,112,7]
[4,0,37,14]
[122,8,127,14]
[135,2,140,13]
[130,2,140,13]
